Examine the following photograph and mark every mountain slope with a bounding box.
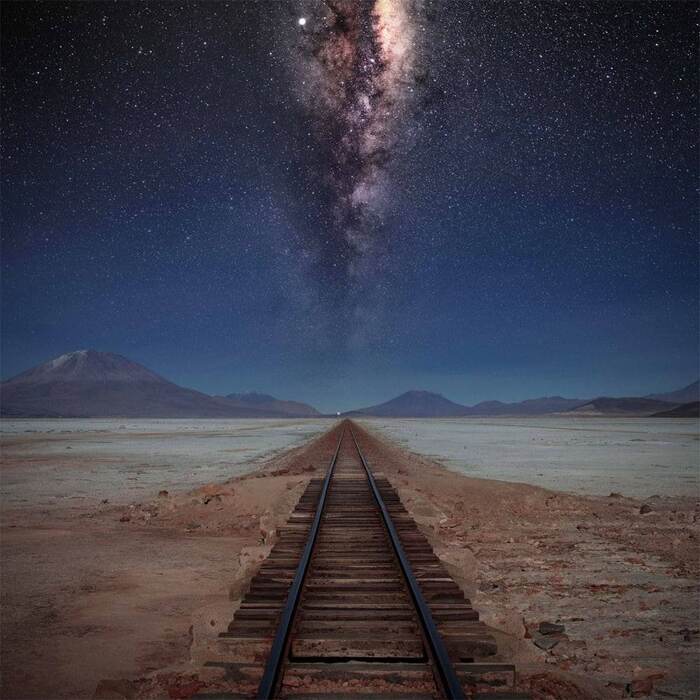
[567,397,677,416]
[218,392,320,418]
[344,390,470,418]
[651,401,700,418]
[0,350,273,418]
[646,380,699,404]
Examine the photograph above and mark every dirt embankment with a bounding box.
[2,421,698,700]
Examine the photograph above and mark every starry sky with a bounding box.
[2,1,698,413]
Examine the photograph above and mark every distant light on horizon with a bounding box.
[298,17,306,26]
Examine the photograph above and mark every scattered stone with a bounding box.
[118,514,130,523]
[158,490,169,498]
[101,499,109,504]
[609,492,623,498]
[639,503,653,514]
[533,635,560,651]
[626,677,654,696]
[478,580,499,592]
[539,621,565,635]
[680,627,699,642]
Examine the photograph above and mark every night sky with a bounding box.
[2,1,698,413]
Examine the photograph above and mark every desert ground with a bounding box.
[1,417,698,699]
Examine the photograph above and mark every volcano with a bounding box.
[0,350,275,418]
[344,390,471,418]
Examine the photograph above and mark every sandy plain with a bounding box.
[1,417,698,699]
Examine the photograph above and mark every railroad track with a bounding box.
[200,421,529,699]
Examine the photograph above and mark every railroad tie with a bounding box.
[198,422,529,699]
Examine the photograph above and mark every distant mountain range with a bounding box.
[216,392,320,418]
[1,350,697,419]
[344,381,699,418]
[0,350,320,418]
[566,397,676,416]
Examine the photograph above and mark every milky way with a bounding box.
[290,0,423,279]
[1,1,698,408]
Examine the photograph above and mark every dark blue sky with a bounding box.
[2,1,698,413]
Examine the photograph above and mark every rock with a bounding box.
[539,621,565,635]
[533,634,560,651]
[478,580,499,592]
[639,503,653,514]
[93,679,136,699]
[101,499,109,504]
[118,514,130,523]
[609,492,623,498]
[627,677,654,696]
[260,514,276,544]
[158,490,169,498]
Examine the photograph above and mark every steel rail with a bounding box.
[255,429,344,700]
[349,426,466,700]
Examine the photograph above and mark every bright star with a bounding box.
[298,17,307,26]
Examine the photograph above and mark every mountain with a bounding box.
[0,350,282,418]
[646,380,699,404]
[344,390,471,418]
[651,401,700,418]
[566,397,677,416]
[468,396,586,415]
[345,391,588,417]
[344,388,685,418]
[218,392,320,418]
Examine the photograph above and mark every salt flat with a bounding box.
[361,416,700,497]
[0,418,331,509]
[1,416,698,511]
